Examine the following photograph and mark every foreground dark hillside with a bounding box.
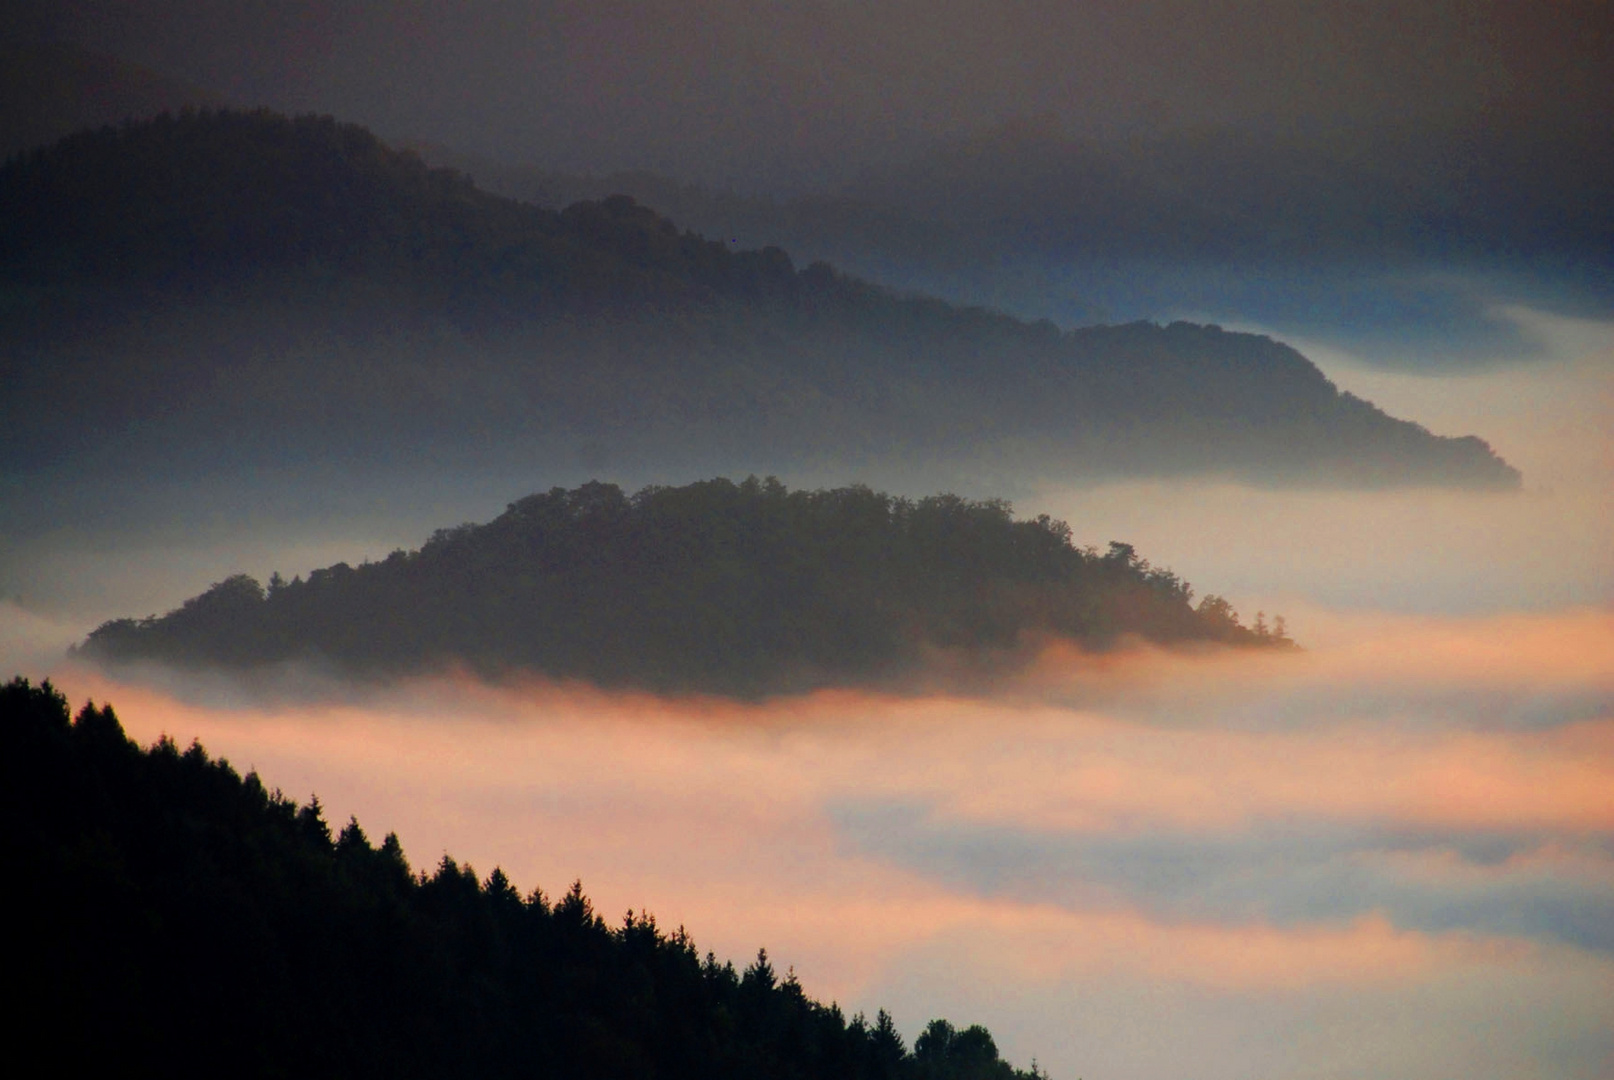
[1,676,1046,1079]
[80,477,1290,696]
[0,109,1517,490]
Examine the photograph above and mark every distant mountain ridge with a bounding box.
[411,128,1614,350]
[0,108,1520,491]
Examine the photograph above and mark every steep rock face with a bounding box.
[0,109,1519,491]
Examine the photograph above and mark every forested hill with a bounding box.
[2,675,1048,1079]
[0,109,1519,490]
[0,107,798,308]
[80,477,1291,697]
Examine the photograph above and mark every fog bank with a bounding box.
[22,602,1612,1079]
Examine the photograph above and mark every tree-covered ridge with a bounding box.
[82,477,1290,696]
[0,108,1520,491]
[1,675,1048,1079]
[0,107,798,308]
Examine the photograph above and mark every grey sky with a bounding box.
[9,1,1609,187]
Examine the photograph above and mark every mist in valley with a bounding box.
[3,4,1611,1076]
[5,308,1610,1078]
[18,607,1612,1079]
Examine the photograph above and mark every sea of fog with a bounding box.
[2,303,1610,1079]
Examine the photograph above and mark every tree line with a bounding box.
[2,675,1050,1080]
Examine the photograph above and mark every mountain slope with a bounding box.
[0,109,1520,491]
[1,675,1046,1079]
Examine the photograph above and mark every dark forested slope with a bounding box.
[80,477,1290,696]
[1,675,1046,1079]
[0,109,1517,490]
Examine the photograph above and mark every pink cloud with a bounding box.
[42,605,1614,1000]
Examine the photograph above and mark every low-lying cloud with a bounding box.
[14,598,1610,1079]
[832,804,1614,951]
[1,308,1608,1078]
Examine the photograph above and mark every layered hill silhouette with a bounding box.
[415,127,1612,363]
[0,41,219,161]
[79,477,1291,696]
[2,675,1047,1078]
[0,108,1518,490]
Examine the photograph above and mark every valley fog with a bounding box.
[30,602,1614,1080]
[4,6,1611,1074]
[4,304,1605,629]
[2,311,1609,1078]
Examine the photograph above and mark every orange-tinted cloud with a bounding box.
[38,602,1614,1003]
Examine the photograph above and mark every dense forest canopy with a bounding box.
[81,477,1291,696]
[0,108,1519,491]
[1,675,1049,1078]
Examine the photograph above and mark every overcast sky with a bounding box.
[7,0,1609,186]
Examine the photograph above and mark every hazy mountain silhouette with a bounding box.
[0,109,1519,492]
[3,674,1049,1078]
[433,117,1614,271]
[79,477,1294,697]
[415,124,1611,362]
[0,40,218,161]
